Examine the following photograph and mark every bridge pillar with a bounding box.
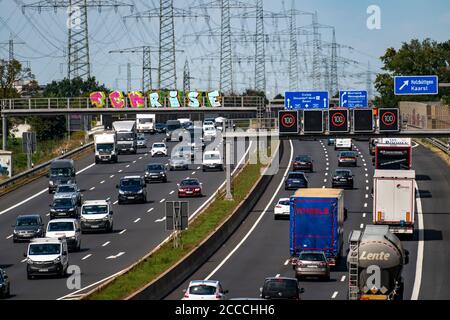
[2,115,7,150]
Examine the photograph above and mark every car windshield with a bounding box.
[82,205,108,215]
[295,156,310,162]
[117,132,135,141]
[189,285,216,295]
[181,179,199,186]
[288,173,306,180]
[204,121,214,126]
[153,143,165,148]
[29,243,61,255]
[120,179,141,187]
[17,216,39,226]
[56,186,76,193]
[264,280,298,297]
[204,127,215,131]
[137,134,145,140]
[204,153,220,160]
[172,155,185,161]
[340,152,356,157]
[48,222,74,232]
[147,164,164,171]
[139,119,152,124]
[278,200,290,206]
[50,168,71,177]
[335,170,351,177]
[96,143,114,152]
[53,198,73,207]
[299,253,326,261]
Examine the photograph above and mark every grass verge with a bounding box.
[86,147,272,300]
[416,139,450,167]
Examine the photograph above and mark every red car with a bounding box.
[178,178,203,197]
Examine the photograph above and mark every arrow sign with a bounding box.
[339,90,368,108]
[284,91,329,109]
[394,75,438,95]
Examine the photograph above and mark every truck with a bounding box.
[289,188,345,267]
[136,114,155,133]
[48,159,76,194]
[94,132,118,164]
[335,138,352,151]
[347,225,409,300]
[373,169,415,235]
[112,120,137,154]
[374,138,412,170]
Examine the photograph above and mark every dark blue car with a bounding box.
[285,172,308,190]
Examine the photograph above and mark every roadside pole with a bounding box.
[2,115,7,150]
[225,137,233,201]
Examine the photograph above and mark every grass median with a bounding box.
[87,146,273,300]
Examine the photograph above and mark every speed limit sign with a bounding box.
[278,110,299,134]
[379,108,400,132]
[328,109,349,132]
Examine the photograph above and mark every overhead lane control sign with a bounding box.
[278,110,299,134]
[394,75,438,95]
[339,90,368,108]
[285,91,329,109]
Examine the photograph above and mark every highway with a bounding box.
[165,138,450,300]
[0,132,250,300]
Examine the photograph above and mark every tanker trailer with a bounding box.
[347,225,409,300]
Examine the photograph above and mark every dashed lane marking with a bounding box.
[284,259,289,266]
[134,218,141,223]
[82,254,92,260]
[160,198,166,203]
[169,190,174,195]
[363,213,366,218]
[331,291,338,299]
[102,241,110,247]
[110,175,114,178]
[364,203,367,208]
[147,208,154,213]
[100,180,105,184]
[341,276,346,282]
[155,217,166,222]
[6,234,12,239]
[119,229,127,235]
[118,169,123,173]
[126,165,130,168]
[275,274,280,278]
[89,187,95,191]
[113,200,118,205]
[360,223,364,229]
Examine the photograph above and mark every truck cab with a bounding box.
[136,114,156,133]
[48,159,76,194]
[25,237,69,279]
[94,132,118,163]
[112,121,137,154]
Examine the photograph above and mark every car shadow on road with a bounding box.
[415,174,432,181]
[416,189,432,198]
[0,264,13,270]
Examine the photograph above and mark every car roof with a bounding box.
[30,237,64,244]
[17,214,41,219]
[53,193,75,199]
[288,171,305,175]
[153,142,166,145]
[278,198,290,202]
[189,280,220,286]
[147,163,164,166]
[182,178,200,183]
[56,184,77,189]
[122,175,142,179]
[82,200,109,205]
[264,277,297,282]
[47,218,77,224]
[299,251,326,255]
[295,155,310,158]
[335,169,352,172]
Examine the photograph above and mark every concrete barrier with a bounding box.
[127,140,284,300]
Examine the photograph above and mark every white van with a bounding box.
[80,200,114,233]
[335,138,352,151]
[25,237,69,279]
[202,150,223,171]
[46,219,81,252]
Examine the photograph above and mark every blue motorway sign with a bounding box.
[394,75,438,95]
[285,91,329,109]
[339,90,368,108]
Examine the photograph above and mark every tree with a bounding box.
[374,39,450,107]
[0,59,22,99]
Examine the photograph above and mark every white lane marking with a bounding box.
[362,158,366,162]
[102,241,110,247]
[160,198,165,203]
[365,194,368,198]
[275,274,280,278]
[284,259,289,266]
[326,162,329,166]
[134,218,141,223]
[363,213,367,218]
[365,168,368,171]
[100,180,105,184]
[155,217,166,222]
[365,173,368,177]
[322,186,325,188]
[360,223,364,229]
[147,208,154,213]
[364,203,367,208]
[326,167,329,171]
[21,258,27,263]
[118,169,123,173]
[119,229,127,235]
[89,187,95,191]
[366,180,369,184]
[145,153,148,156]
[169,190,174,195]
[0,163,97,216]
[197,166,201,170]
[139,157,143,160]
[325,172,328,176]
[412,141,419,148]
[411,182,424,300]
[358,152,362,155]
[133,160,136,164]
[363,163,367,167]
[205,140,294,280]
[110,175,114,178]
[106,252,125,260]
[366,186,369,190]
[331,291,338,299]
[82,254,92,260]
[113,200,118,205]
[46,213,50,216]
[6,234,13,239]
[324,179,327,182]
[192,171,196,175]
[126,165,130,168]
[341,275,346,282]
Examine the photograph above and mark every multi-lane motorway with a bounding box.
[0,132,249,300]
[166,138,450,300]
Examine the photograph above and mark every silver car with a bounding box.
[292,251,330,281]
[137,133,147,148]
[55,184,82,206]
[169,155,190,170]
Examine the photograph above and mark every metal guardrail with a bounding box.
[427,138,450,155]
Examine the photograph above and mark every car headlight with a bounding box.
[13,230,18,234]
[137,189,143,194]
[80,216,87,222]
[54,257,61,263]
[119,190,125,195]
[49,181,54,186]
[160,172,165,175]
[102,217,110,221]
[50,208,56,212]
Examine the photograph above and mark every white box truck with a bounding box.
[112,121,137,154]
[136,114,155,133]
[335,138,352,151]
[373,169,415,235]
[94,132,118,164]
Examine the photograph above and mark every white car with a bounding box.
[274,198,290,219]
[202,150,223,171]
[182,280,228,300]
[80,200,113,233]
[45,218,81,252]
[203,125,217,139]
[151,142,168,157]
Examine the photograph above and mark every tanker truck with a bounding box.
[347,225,409,300]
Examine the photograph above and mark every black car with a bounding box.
[293,155,313,172]
[285,172,308,190]
[0,269,10,299]
[117,176,147,204]
[144,163,168,183]
[49,194,79,219]
[12,214,45,242]
[332,169,354,189]
[155,123,167,133]
[260,277,304,300]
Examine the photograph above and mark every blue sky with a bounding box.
[0,0,449,97]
